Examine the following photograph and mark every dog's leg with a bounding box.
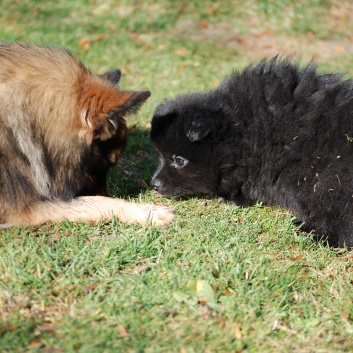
[10,196,175,227]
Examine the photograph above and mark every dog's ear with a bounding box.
[113,90,151,116]
[79,83,150,142]
[99,69,121,87]
[183,111,217,142]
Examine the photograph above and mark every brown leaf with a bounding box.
[205,5,221,16]
[258,28,275,37]
[65,230,72,237]
[306,31,314,40]
[118,324,129,335]
[293,254,303,261]
[177,64,187,72]
[175,48,189,56]
[28,340,41,347]
[50,230,61,241]
[0,324,15,331]
[78,37,92,50]
[133,264,149,275]
[84,285,96,293]
[197,19,208,29]
[341,311,350,320]
[96,33,106,41]
[39,347,64,352]
[234,325,242,339]
[37,323,56,332]
[334,45,345,53]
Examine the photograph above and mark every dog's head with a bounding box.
[150,92,228,198]
[80,69,150,196]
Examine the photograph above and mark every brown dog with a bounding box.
[0,43,174,228]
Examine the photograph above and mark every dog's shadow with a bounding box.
[107,127,158,198]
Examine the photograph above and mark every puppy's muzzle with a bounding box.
[150,177,162,191]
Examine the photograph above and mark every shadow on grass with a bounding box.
[107,126,158,198]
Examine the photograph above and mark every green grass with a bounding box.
[1,1,353,352]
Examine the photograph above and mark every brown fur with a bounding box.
[0,43,174,228]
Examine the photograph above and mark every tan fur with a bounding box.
[7,197,174,227]
[0,43,174,228]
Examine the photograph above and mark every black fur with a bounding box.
[151,57,353,247]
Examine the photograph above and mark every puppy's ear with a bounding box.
[99,69,121,87]
[183,111,216,142]
[79,82,150,143]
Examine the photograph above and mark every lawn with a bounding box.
[1,1,353,352]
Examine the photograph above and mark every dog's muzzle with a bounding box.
[150,177,162,191]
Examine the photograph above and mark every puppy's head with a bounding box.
[150,92,226,198]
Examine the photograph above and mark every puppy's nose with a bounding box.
[150,177,162,190]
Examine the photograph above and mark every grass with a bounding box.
[1,0,353,352]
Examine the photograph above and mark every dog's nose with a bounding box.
[150,177,162,190]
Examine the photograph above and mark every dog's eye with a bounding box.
[173,156,188,169]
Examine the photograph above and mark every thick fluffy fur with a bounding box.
[0,43,174,227]
[151,57,353,247]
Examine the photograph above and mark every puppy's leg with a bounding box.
[10,196,175,227]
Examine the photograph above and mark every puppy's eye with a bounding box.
[175,157,185,166]
[172,155,188,169]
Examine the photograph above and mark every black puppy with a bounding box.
[151,57,353,247]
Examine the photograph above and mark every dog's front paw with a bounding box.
[143,203,175,226]
[137,203,175,226]
[113,200,175,227]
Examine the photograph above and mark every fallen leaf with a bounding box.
[118,324,129,335]
[0,324,15,331]
[177,64,187,72]
[258,28,275,37]
[78,37,92,50]
[196,280,217,308]
[234,325,242,339]
[133,264,149,275]
[341,311,350,320]
[84,285,96,293]
[175,48,189,56]
[293,254,303,260]
[96,33,106,41]
[205,5,221,16]
[37,323,56,332]
[39,348,64,353]
[197,19,208,29]
[28,340,41,347]
[334,45,345,53]
[307,31,314,40]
